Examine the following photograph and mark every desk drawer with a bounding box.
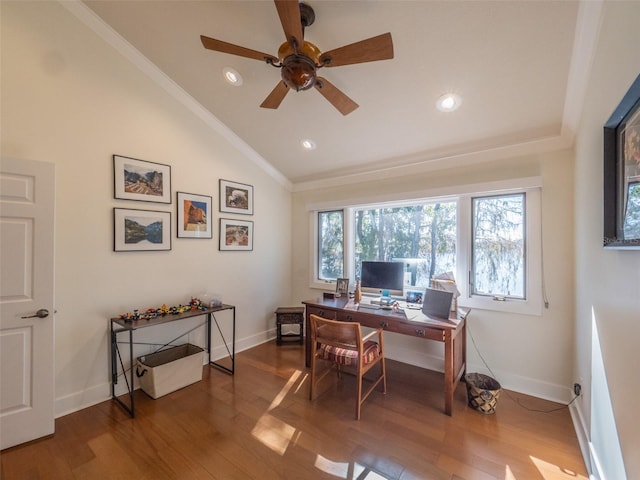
[306,306,337,320]
[335,311,357,322]
[387,321,445,341]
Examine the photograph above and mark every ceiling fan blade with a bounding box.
[274,0,304,50]
[260,81,290,109]
[319,32,394,67]
[314,77,358,116]
[201,35,278,63]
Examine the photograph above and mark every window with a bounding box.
[309,180,542,315]
[317,210,344,280]
[471,193,525,299]
[353,203,456,290]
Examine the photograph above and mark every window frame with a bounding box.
[459,189,541,315]
[307,178,542,315]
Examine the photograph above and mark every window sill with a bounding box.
[459,296,542,316]
[309,280,337,291]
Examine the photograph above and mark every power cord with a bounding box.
[467,320,579,413]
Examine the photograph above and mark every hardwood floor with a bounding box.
[1,341,588,479]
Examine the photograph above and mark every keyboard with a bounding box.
[358,303,381,310]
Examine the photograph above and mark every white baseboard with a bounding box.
[570,401,597,479]
[55,381,111,418]
[385,345,572,404]
[55,329,278,418]
[465,363,573,404]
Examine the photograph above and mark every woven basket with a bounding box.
[465,373,501,414]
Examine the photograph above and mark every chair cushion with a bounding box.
[318,340,380,366]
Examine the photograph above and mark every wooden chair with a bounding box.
[309,314,386,420]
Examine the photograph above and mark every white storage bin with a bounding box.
[136,343,204,399]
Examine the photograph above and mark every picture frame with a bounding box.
[604,73,640,249]
[177,192,212,238]
[336,278,349,295]
[405,291,423,304]
[219,179,253,215]
[114,208,171,251]
[114,155,171,204]
[219,218,253,251]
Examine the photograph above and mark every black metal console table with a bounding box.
[110,304,235,417]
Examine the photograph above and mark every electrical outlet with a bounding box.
[573,383,582,396]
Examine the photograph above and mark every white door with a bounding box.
[0,157,55,450]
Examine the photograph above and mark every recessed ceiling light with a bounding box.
[301,139,316,150]
[223,67,242,86]
[436,93,462,112]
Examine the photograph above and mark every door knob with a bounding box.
[21,308,49,319]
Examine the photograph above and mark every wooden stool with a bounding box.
[275,307,304,345]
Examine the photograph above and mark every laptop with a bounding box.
[421,288,454,320]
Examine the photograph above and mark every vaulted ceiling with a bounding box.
[79,1,595,189]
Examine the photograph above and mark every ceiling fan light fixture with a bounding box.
[200,2,394,113]
[281,55,317,91]
[436,93,462,112]
[223,66,243,86]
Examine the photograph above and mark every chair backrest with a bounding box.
[310,315,362,351]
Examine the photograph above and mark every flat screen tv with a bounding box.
[360,261,405,297]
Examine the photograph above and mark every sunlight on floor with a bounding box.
[250,414,297,455]
[267,369,302,410]
[249,368,589,480]
[250,369,302,455]
[314,455,350,478]
[314,455,390,479]
[530,456,588,480]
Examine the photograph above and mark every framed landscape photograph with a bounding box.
[219,218,253,251]
[219,179,253,215]
[177,192,212,238]
[114,208,171,251]
[603,73,640,249]
[114,155,171,203]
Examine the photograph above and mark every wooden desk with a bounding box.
[302,297,467,415]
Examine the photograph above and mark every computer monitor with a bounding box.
[360,261,405,297]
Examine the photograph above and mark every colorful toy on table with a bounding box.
[188,297,208,311]
[118,297,208,322]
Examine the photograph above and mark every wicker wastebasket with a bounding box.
[465,373,501,414]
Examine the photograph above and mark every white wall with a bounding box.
[1,2,292,416]
[292,150,576,403]
[573,2,640,478]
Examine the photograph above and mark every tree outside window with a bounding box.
[318,210,344,280]
[472,193,525,299]
[354,203,457,288]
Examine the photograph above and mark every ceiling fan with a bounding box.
[200,0,394,115]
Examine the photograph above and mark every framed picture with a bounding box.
[604,73,640,249]
[219,218,253,251]
[177,192,212,238]
[405,291,423,304]
[336,278,349,295]
[114,155,171,203]
[219,179,253,215]
[114,208,171,251]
